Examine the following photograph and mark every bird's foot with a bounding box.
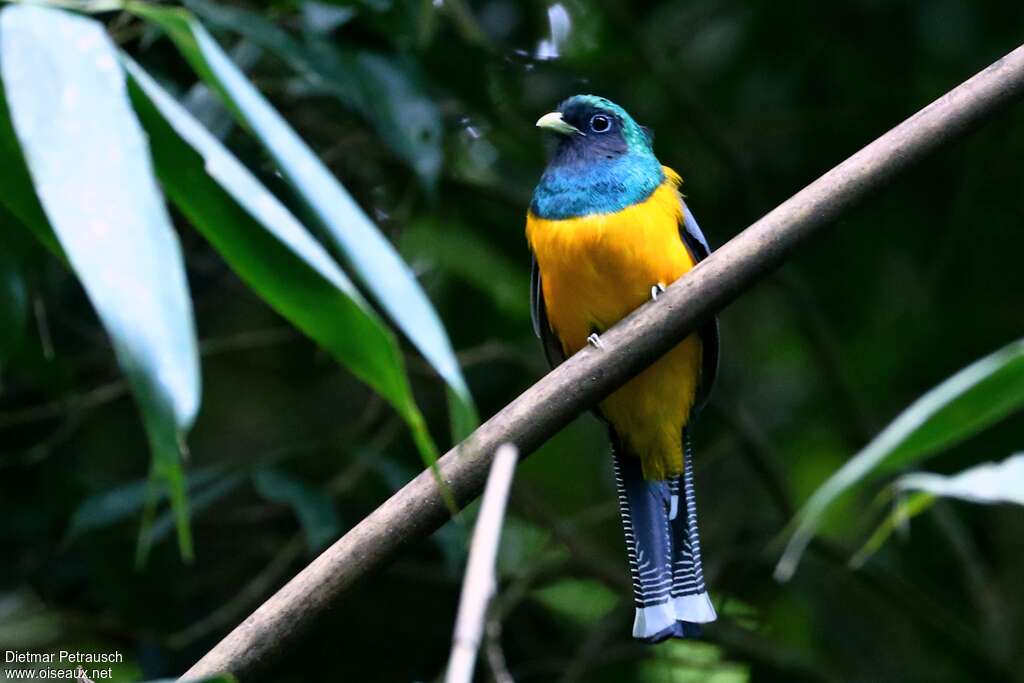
[587,332,605,350]
[650,283,667,301]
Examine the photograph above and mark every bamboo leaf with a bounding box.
[776,338,1024,581]
[848,491,935,569]
[851,454,1024,568]
[67,467,224,540]
[0,82,61,256]
[531,579,619,629]
[252,467,340,552]
[895,453,1024,505]
[130,3,477,443]
[185,0,445,189]
[124,58,417,425]
[0,5,201,560]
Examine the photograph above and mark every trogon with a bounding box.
[526,95,719,643]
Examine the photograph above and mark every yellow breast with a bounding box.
[526,166,702,479]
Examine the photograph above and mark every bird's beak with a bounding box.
[536,111,583,136]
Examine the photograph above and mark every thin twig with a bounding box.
[0,327,297,432]
[445,444,518,683]
[167,536,305,650]
[180,44,1024,682]
[483,604,515,683]
[0,380,127,431]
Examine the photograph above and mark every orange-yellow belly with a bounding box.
[526,168,701,480]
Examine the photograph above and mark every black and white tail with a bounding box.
[612,427,716,643]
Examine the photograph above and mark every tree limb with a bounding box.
[180,43,1024,682]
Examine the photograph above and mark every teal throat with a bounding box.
[530,154,664,219]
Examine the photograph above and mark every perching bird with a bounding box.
[527,95,719,643]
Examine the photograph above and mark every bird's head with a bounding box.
[535,95,656,167]
[531,95,663,219]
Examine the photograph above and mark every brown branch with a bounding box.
[180,44,1024,682]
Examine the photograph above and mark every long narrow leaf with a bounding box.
[775,338,1024,581]
[848,491,935,569]
[124,58,416,420]
[184,0,444,189]
[896,454,1024,506]
[851,454,1024,567]
[0,5,201,559]
[0,82,61,256]
[128,4,476,434]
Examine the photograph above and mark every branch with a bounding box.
[445,443,518,683]
[180,43,1024,682]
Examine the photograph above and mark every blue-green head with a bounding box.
[530,95,664,219]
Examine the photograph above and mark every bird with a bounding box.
[526,95,719,643]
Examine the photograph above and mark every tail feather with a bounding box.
[612,449,677,641]
[670,429,716,624]
[612,429,715,644]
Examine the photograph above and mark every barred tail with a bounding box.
[669,428,717,626]
[612,430,716,644]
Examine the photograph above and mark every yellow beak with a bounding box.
[536,111,583,136]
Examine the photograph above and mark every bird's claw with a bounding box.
[587,333,604,350]
[650,282,667,301]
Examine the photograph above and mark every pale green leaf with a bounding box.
[128,4,475,435]
[252,467,340,551]
[776,338,1024,581]
[123,58,417,422]
[896,453,1024,505]
[0,5,201,559]
[531,578,619,628]
[851,454,1024,568]
[0,81,61,256]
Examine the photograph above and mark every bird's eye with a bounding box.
[590,114,611,133]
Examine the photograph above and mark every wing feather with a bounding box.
[679,203,720,415]
[530,254,567,368]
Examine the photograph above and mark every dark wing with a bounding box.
[679,203,719,416]
[530,253,567,369]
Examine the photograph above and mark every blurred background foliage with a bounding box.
[2,0,1024,681]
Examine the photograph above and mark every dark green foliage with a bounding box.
[1,1,1023,682]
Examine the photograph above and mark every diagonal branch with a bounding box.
[180,43,1024,682]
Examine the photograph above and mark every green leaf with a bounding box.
[321,47,444,189]
[401,218,530,319]
[895,453,1024,505]
[140,472,246,554]
[776,338,1024,581]
[852,454,1024,567]
[0,75,61,256]
[0,5,201,560]
[447,385,479,443]
[131,3,476,456]
[638,641,750,683]
[530,578,620,629]
[0,590,63,649]
[68,477,169,540]
[252,467,340,551]
[300,2,356,34]
[123,58,417,432]
[67,467,224,540]
[188,0,445,188]
[849,491,936,569]
[496,517,568,579]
